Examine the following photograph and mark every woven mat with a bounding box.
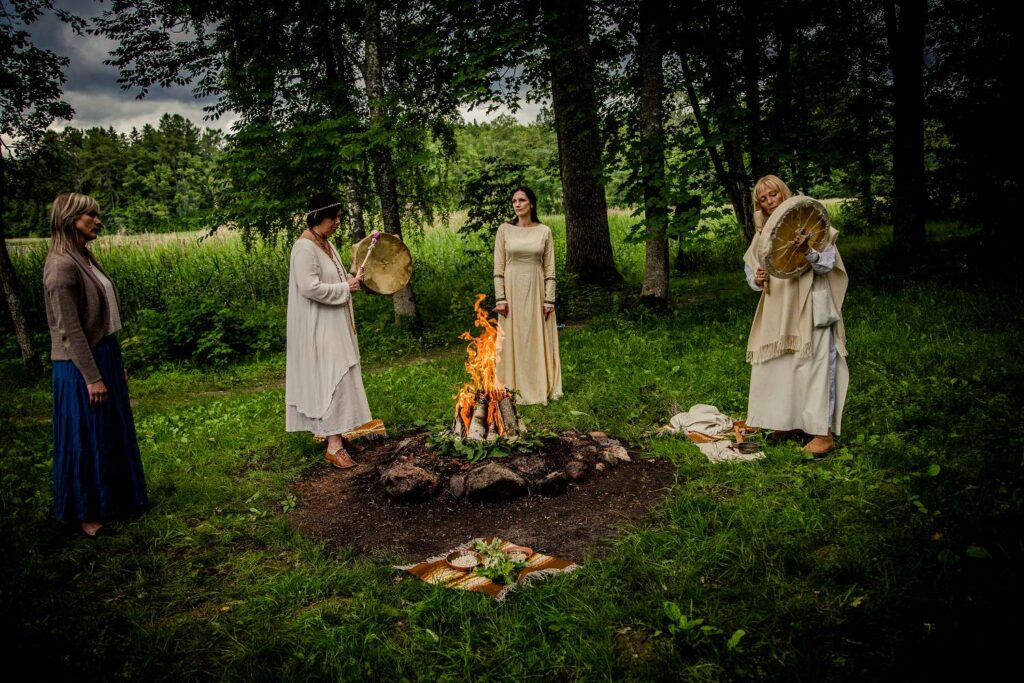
[313,419,387,445]
[397,537,579,601]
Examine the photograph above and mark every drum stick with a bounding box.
[356,231,381,280]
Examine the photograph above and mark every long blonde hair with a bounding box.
[752,175,792,231]
[48,193,99,255]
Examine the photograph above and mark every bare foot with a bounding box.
[80,521,103,536]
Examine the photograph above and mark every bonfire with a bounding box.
[451,294,524,440]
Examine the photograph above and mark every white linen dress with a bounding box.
[285,238,371,437]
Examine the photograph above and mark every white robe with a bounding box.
[744,246,849,435]
[285,239,371,436]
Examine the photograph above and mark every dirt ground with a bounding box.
[287,433,677,563]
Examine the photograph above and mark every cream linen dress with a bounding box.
[285,238,371,437]
[493,222,562,405]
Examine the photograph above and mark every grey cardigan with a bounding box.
[43,249,122,384]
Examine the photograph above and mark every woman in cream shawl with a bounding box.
[742,175,849,454]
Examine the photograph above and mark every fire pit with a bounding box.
[368,296,636,503]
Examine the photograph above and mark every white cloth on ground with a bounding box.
[666,404,765,463]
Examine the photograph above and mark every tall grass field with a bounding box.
[1,208,1021,680]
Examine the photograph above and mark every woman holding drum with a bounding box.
[743,175,849,454]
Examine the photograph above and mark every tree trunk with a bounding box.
[541,0,620,284]
[346,171,366,241]
[854,31,875,223]
[678,55,755,242]
[740,0,765,179]
[364,0,418,323]
[638,0,668,308]
[767,14,795,175]
[0,151,40,371]
[883,0,927,255]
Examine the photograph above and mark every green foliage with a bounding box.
[3,116,223,236]
[0,221,1022,678]
[458,156,529,243]
[472,538,529,585]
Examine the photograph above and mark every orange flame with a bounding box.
[454,294,509,434]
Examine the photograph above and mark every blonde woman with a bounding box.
[43,193,148,536]
[742,175,849,454]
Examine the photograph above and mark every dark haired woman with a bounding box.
[492,187,562,405]
[285,193,371,468]
[43,193,148,536]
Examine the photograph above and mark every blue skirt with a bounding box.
[52,335,148,524]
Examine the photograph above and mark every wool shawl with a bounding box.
[742,224,848,365]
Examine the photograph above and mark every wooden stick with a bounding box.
[356,231,381,280]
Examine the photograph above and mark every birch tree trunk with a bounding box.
[638,0,669,307]
[364,0,418,323]
[0,151,40,371]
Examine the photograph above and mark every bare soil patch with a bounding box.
[287,431,677,562]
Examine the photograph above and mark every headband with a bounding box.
[306,201,344,218]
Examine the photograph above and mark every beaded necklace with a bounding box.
[308,228,345,281]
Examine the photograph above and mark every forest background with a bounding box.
[1,1,1020,678]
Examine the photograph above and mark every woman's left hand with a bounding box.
[543,304,555,319]
[793,231,810,253]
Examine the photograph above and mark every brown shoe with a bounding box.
[802,435,835,455]
[325,446,357,469]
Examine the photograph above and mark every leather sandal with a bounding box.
[802,435,835,455]
[325,446,357,469]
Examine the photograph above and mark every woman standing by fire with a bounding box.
[492,186,562,405]
[285,193,372,469]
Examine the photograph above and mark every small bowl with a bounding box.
[732,442,760,454]
[445,549,483,571]
[504,545,533,561]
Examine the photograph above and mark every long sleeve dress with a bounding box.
[743,243,849,435]
[285,238,371,437]
[493,222,562,405]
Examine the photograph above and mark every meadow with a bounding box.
[1,210,1021,680]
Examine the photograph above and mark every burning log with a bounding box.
[451,295,525,441]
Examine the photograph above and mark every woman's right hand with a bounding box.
[754,268,769,288]
[87,380,108,406]
[493,302,508,317]
[346,275,361,292]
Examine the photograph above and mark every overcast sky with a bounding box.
[26,0,539,135]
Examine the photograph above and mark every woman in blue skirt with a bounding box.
[43,193,148,536]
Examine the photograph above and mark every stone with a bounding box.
[595,462,606,472]
[589,431,611,447]
[465,463,528,501]
[380,464,441,501]
[601,445,631,465]
[535,470,568,495]
[564,460,588,481]
[448,474,466,498]
[510,454,548,476]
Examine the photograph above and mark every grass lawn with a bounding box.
[1,222,1021,680]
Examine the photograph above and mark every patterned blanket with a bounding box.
[397,537,579,601]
